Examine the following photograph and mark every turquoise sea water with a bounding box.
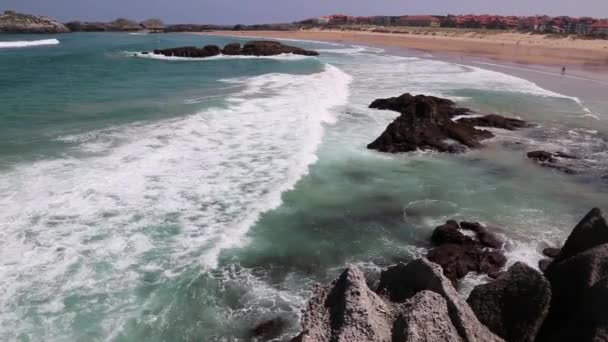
[0,32,607,341]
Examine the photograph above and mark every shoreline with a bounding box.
[199,30,608,67]
[197,30,608,114]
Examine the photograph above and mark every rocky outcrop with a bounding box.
[427,220,506,282]
[294,259,503,341]
[153,45,221,58]
[467,262,551,342]
[66,18,150,32]
[240,41,319,56]
[527,150,578,174]
[148,41,319,58]
[536,208,608,342]
[222,43,242,55]
[0,10,69,33]
[367,94,527,153]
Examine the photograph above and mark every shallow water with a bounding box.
[0,32,606,341]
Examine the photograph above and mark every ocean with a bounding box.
[0,32,607,341]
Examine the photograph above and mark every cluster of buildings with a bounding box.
[299,14,608,36]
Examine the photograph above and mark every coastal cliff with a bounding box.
[0,10,69,33]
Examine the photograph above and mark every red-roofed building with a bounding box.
[591,21,608,35]
[398,15,441,27]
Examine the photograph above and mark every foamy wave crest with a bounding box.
[0,38,60,48]
[130,51,314,61]
[0,64,351,339]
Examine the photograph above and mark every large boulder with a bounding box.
[367,94,496,153]
[295,259,503,341]
[551,208,608,265]
[427,221,506,282]
[393,291,464,342]
[538,244,608,341]
[0,10,69,33]
[295,266,395,342]
[241,40,319,56]
[467,262,551,342]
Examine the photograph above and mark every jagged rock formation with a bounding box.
[537,208,608,342]
[467,262,551,342]
[293,259,503,342]
[367,94,528,153]
[0,10,69,33]
[149,41,319,58]
[427,220,506,282]
[292,208,608,342]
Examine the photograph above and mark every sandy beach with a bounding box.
[202,29,608,66]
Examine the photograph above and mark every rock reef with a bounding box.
[149,41,319,58]
[0,10,69,33]
[291,208,608,342]
[367,93,528,153]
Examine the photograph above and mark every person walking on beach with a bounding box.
[561,65,566,75]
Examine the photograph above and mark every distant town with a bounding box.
[297,14,608,36]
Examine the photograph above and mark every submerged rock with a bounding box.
[0,10,69,33]
[542,247,561,258]
[467,262,551,342]
[527,150,578,175]
[456,114,530,130]
[252,317,289,341]
[367,94,528,154]
[427,220,506,282]
[294,259,503,341]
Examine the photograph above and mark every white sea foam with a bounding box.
[0,38,59,48]
[0,64,351,339]
[130,51,314,61]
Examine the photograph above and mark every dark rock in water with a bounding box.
[294,259,503,341]
[150,41,318,58]
[539,162,577,175]
[538,259,552,273]
[431,221,473,246]
[241,40,319,56]
[428,244,506,282]
[539,244,608,342]
[0,10,69,33]
[527,150,579,175]
[457,114,530,130]
[427,220,506,282]
[542,247,561,258]
[527,150,557,163]
[252,317,289,340]
[552,208,608,265]
[460,221,504,249]
[467,262,551,342]
[367,94,495,153]
[222,43,242,55]
[154,45,221,58]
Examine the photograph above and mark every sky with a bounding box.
[2,0,608,25]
